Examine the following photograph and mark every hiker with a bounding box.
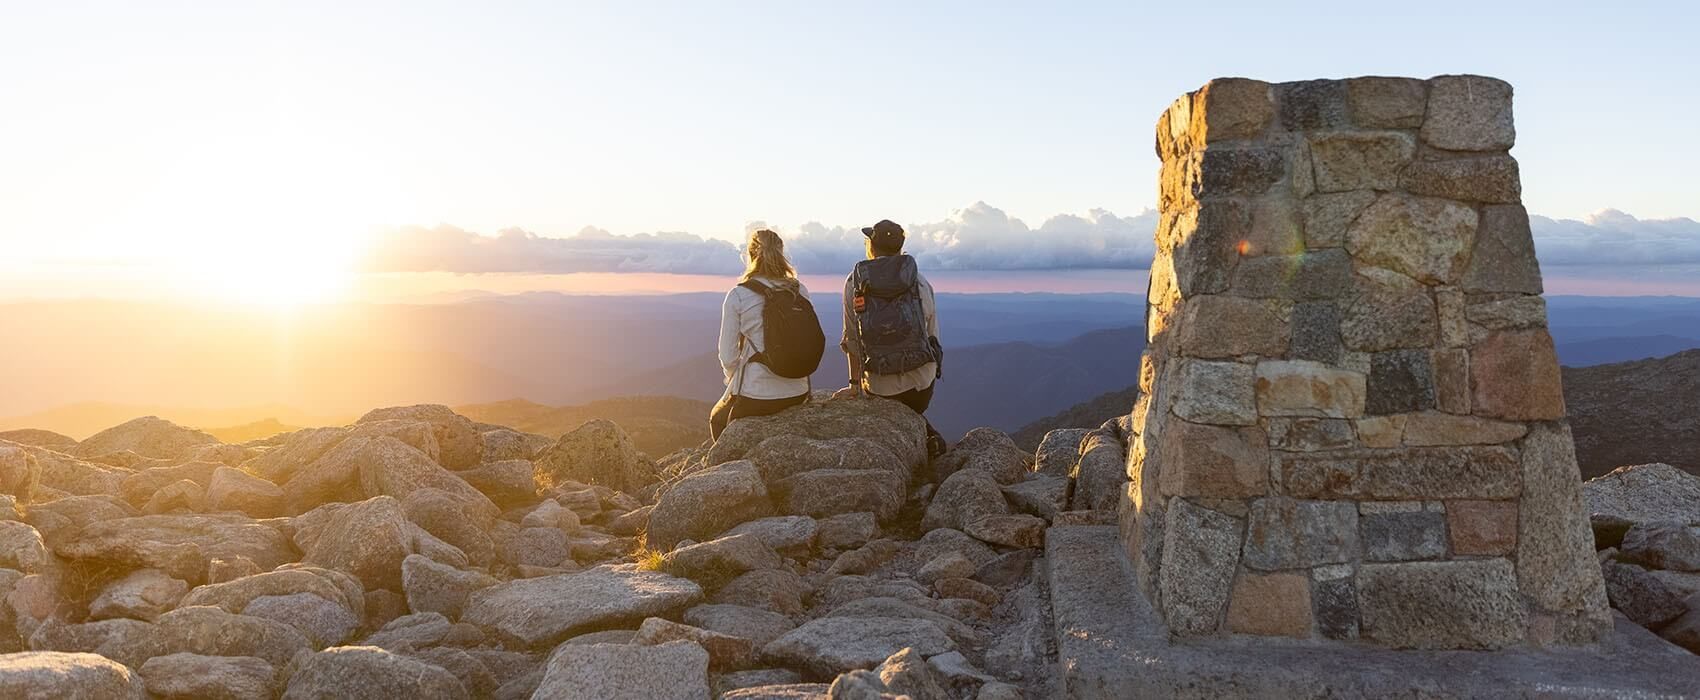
[837,219,949,457]
[711,228,826,441]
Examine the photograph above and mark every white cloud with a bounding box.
[363,225,742,275]
[1533,210,1700,266]
[360,205,1696,275]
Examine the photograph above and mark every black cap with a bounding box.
[861,219,905,247]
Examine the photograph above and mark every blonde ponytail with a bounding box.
[741,228,799,287]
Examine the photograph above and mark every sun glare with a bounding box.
[73,120,402,308]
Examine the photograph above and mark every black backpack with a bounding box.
[738,279,826,379]
[852,255,940,376]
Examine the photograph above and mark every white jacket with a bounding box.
[718,277,813,400]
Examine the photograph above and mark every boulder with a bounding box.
[712,569,808,616]
[71,416,219,461]
[359,612,454,651]
[141,479,205,514]
[1002,475,1069,521]
[294,496,416,591]
[138,653,276,700]
[0,522,49,573]
[55,514,295,584]
[0,651,144,699]
[916,552,976,586]
[241,427,350,486]
[1071,434,1127,511]
[1583,463,1700,527]
[402,488,496,568]
[532,640,710,700]
[964,514,1046,549]
[742,435,908,485]
[936,428,1031,485]
[462,564,702,647]
[0,429,76,450]
[283,645,469,700]
[8,442,129,497]
[726,516,818,556]
[179,567,364,620]
[25,618,157,668]
[683,604,797,650]
[664,534,784,587]
[706,395,928,476]
[810,576,933,613]
[356,440,497,521]
[500,527,570,568]
[402,554,496,619]
[1619,521,1700,572]
[773,468,906,521]
[824,597,979,648]
[242,592,360,648]
[1601,559,1689,629]
[152,606,313,667]
[0,445,40,501]
[1034,429,1091,478]
[119,461,221,508]
[897,528,997,575]
[922,470,1009,532]
[826,539,902,576]
[635,616,759,671]
[205,466,284,518]
[88,569,187,622]
[534,419,658,493]
[722,683,831,699]
[763,616,957,677]
[647,460,773,551]
[877,647,951,700]
[816,512,879,550]
[356,404,484,469]
[716,671,808,697]
[455,459,540,508]
[479,428,553,463]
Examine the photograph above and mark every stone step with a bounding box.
[1044,525,1700,699]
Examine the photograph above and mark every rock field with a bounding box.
[0,393,1123,698]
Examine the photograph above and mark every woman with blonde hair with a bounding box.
[711,228,825,440]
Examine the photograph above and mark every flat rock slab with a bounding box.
[1046,526,1700,699]
[762,616,956,678]
[462,565,701,647]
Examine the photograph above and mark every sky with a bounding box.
[2,1,1698,303]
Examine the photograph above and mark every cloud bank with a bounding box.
[361,204,1698,274]
[1531,210,1700,266]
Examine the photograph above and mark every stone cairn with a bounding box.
[1123,75,1611,649]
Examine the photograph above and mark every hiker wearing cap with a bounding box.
[838,219,949,458]
[712,228,826,441]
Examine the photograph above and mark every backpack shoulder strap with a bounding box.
[738,279,769,297]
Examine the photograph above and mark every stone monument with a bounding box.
[1122,75,1610,649]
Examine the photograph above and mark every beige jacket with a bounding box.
[719,277,813,400]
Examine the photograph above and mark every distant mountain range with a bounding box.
[5,293,1699,450]
[1011,385,1140,450]
[1563,349,1700,479]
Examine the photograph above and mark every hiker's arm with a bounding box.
[840,274,863,396]
[717,288,740,384]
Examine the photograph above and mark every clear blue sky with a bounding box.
[0,1,1694,297]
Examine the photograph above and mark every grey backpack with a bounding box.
[852,255,941,376]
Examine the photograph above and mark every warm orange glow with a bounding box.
[1236,239,1251,256]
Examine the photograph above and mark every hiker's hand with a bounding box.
[833,385,863,400]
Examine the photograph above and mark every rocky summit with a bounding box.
[0,393,1128,698]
